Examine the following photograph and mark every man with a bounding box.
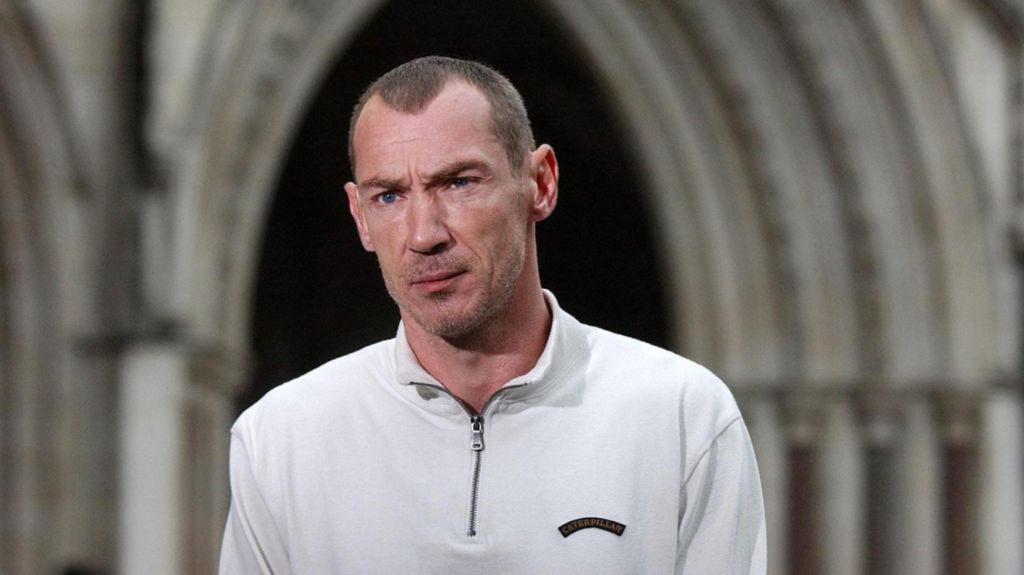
[220,56,766,574]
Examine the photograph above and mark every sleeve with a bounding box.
[676,417,767,575]
[219,431,292,575]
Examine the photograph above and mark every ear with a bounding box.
[344,181,376,252]
[527,144,559,222]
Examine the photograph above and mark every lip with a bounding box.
[410,270,465,292]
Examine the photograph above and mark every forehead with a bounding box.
[351,83,502,180]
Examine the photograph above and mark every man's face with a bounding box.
[345,82,552,340]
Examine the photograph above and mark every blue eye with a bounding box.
[377,192,399,204]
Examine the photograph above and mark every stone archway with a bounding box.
[246,0,669,409]
[0,7,94,573]
[165,1,1021,573]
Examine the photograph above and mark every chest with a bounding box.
[274,406,683,574]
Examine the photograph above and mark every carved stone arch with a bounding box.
[806,0,1003,385]
[169,0,1020,573]
[542,1,796,383]
[860,1,1002,383]
[172,0,388,367]
[178,0,799,385]
[595,0,998,387]
[176,0,1004,394]
[168,0,1013,460]
[0,6,83,574]
[562,0,1003,387]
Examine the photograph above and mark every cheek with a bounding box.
[367,230,402,272]
[477,191,529,230]
[366,217,404,252]
[481,216,529,264]
[462,211,517,249]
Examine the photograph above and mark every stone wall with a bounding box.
[1,0,1021,573]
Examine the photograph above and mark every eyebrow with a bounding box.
[427,159,492,185]
[359,175,404,193]
[359,159,492,192]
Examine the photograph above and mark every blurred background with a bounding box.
[1,0,1022,573]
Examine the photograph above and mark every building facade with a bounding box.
[2,0,1022,573]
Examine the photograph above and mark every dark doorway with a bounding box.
[245,0,670,409]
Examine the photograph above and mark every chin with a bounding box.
[416,297,492,339]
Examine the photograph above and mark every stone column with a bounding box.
[898,397,943,575]
[857,392,905,575]
[118,342,189,575]
[783,393,827,575]
[183,348,246,575]
[819,396,865,575]
[979,386,1024,575]
[118,340,245,575]
[936,391,981,575]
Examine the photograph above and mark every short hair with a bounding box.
[348,56,536,174]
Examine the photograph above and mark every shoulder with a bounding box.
[232,339,393,440]
[580,325,742,434]
[582,325,728,394]
[575,325,751,482]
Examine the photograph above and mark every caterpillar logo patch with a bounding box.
[558,517,627,538]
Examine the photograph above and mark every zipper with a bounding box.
[409,381,528,537]
[467,415,485,536]
[460,393,501,538]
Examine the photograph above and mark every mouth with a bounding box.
[409,270,465,292]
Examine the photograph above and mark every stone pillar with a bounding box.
[857,392,905,575]
[783,393,827,575]
[936,391,981,575]
[183,349,245,575]
[819,397,864,575]
[118,339,244,575]
[899,398,943,575]
[979,386,1024,575]
[118,342,189,575]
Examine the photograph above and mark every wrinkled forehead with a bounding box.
[351,83,503,180]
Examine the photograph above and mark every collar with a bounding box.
[391,290,588,410]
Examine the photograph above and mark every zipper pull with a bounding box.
[470,415,484,451]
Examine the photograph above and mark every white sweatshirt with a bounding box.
[220,292,766,574]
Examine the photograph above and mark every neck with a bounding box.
[404,283,551,413]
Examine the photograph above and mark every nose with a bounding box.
[406,193,452,255]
